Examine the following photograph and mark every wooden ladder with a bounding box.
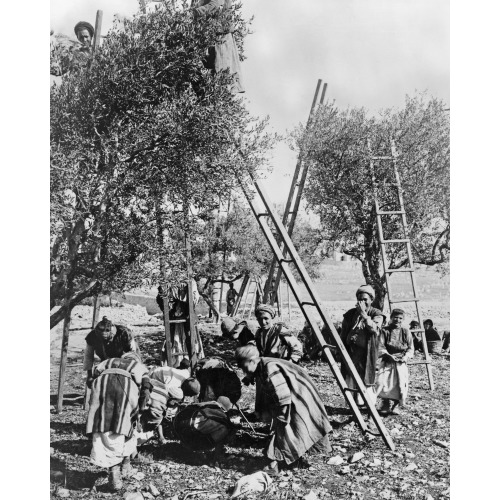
[239,172,396,451]
[263,79,328,304]
[369,139,435,391]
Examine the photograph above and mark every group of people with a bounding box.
[83,282,437,489]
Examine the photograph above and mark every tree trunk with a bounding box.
[50,280,101,329]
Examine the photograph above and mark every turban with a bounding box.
[168,386,184,401]
[255,304,276,319]
[74,21,94,38]
[216,396,232,412]
[235,344,260,362]
[181,378,200,397]
[122,351,142,363]
[356,284,375,300]
[391,308,405,317]
[221,317,237,337]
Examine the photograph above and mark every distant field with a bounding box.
[117,260,449,329]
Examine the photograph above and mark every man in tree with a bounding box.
[225,282,238,315]
[74,21,94,48]
[192,0,245,93]
[340,285,385,407]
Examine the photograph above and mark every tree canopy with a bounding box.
[291,93,450,308]
[50,2,275,327]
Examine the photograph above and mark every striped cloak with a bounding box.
[86,357,149,438]
[256,357,332,464]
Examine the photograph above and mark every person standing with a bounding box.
[225,282,238,315]
[191,0,245,93]
[235,345,332,474]
[340,285,385,407]
[86,352,151,491]
[253,304,303,363]
[375,309,414,415]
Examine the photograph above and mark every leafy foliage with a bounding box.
[50,1,275,326]
[291,93,450,307]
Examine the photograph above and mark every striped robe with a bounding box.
[86,357,149,438]
[256,358,332,464]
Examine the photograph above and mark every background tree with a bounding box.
[50,2,274,328]
[291,93,450,309]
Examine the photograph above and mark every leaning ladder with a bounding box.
[263,79,328,304]
[369,139,435,391]
[240,174,395,451]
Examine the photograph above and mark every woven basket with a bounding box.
[427,340,443,354]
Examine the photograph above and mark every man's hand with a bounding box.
[356,300,369,320]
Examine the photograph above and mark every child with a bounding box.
[375,308,414,415]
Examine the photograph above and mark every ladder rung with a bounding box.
[169,319,187,323]
[387,268,414,273]
[408,361,431,365]
[301,301,316,307]
[377,211,405,215]
[381,239,410,244]
[389,298,419,303]
[257,212,269,217]
[280,259,293,263]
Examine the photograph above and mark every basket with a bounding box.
[427,340,443,354]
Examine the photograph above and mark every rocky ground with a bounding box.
[50,304,450,500]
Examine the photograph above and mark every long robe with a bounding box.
[254,324,303,363]
[375,325,414,404]
[255,357,332,464]
[192,0,245,93]
[340,307,384,387]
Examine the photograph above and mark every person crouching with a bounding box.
[375,309,414,415]
[86,352,151,491]
[235,345,332,475]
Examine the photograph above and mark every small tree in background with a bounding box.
[291,93,450,309]
[50,2,275,328]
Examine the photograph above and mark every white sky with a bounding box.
[50,0,449,203]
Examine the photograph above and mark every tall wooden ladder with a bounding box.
[263,79,328,304]
[238,172,396,451]
[369,139,435,391]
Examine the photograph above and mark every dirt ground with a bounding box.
[50,304,450,500]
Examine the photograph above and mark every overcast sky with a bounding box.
[50,0,449,203]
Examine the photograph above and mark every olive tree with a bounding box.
[50,1,274,327]
[292,93,450,308]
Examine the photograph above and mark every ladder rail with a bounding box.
[269,83,328,303]
[264,79,325,302]
[369,139,435,390]
[242,178,395,451]
[389,140,434,389]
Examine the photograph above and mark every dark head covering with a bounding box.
[409,321,420,329]
[181,378,201,397]
[391,308,405,317]
[255,304,276,319]
[74,21,94,38]
[423,319,433,327]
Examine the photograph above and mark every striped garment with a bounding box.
[255,324,303,362]
[256,357,332,464]
[141,378,183,429]
[86,356,149,438]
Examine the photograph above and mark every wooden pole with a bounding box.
[162,293,172,366]
[287,282,291,323]
[92,10,103,53]
[84,295,100,410]
[56,306,72,413]
[218,196,231,316]
[278,280,283,319]
[241,278,252,317]
[232,273,249,317]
